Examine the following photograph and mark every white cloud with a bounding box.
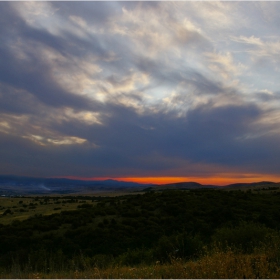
[22,134,88,146]
[12,2,61,35]
[203,51,247,83]
[0,121,10,134]
[69,15,87,29]
[63,109,103,126]
[46,136,87,146]
[231,35,280,59]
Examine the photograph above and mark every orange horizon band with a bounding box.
[58,175,280,186]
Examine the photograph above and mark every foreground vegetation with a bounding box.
[1,188,280,278]
[2,241,280,279]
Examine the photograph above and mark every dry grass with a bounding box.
[0,197,96,224]
[1,246,280,279]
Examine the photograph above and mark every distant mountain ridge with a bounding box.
[157,181,218,189]
[0,175,145,186]
[223,181,278,189]
[158,180,278,189]
[0,175,151,195]
[0,175,279,195]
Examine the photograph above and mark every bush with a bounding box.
[3,209,13,215]
[212,221,276,252]
[154,233,203,262]
[117,248,154,266]
[77,204,93,209]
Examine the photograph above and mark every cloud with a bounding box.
[38,99,279,175]
[231,35,280,59]
[1,1,280,180]
[0,43,100,111]
[204,51,246,82]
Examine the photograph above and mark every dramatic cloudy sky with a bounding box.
[1,1,280,184]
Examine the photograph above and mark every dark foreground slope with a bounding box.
[1,188,280,273]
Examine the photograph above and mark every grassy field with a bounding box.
[0,189,146,225]
[0,196,96,225]
[0,185,279,226]
[1,184,279,225]
[0,185,279,227]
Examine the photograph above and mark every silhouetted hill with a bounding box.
[144,181,280,192]
[153,181,218,190]
[0,175,151,195]
[223,181,277,189]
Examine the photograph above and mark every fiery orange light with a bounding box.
[117,175,280,185]
[60,174,280,186]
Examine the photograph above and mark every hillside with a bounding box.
[1,188,280,278]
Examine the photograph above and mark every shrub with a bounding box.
[155,233,203,262]
[117,248,154,266]
[77,204,93,209]
[212,221,276,252]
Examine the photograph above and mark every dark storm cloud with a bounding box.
[40,100,280,176]
[0,131,91,177]
[4,1,212,104]
[0,2,20,37]
[0,46,97,110]
[1,90,280,177]
[0,3,105,111]
[179,104,262,162]
[255,91,280,102]
[0,84,38,115]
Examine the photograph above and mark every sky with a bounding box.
[1,1,280,185]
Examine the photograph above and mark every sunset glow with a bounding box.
[62,175,280,186]
[116,176,280,186]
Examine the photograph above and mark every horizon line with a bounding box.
[1,174,280,186]
[61,176,280,186]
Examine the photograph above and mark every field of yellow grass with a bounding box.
[1,246,280,279]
